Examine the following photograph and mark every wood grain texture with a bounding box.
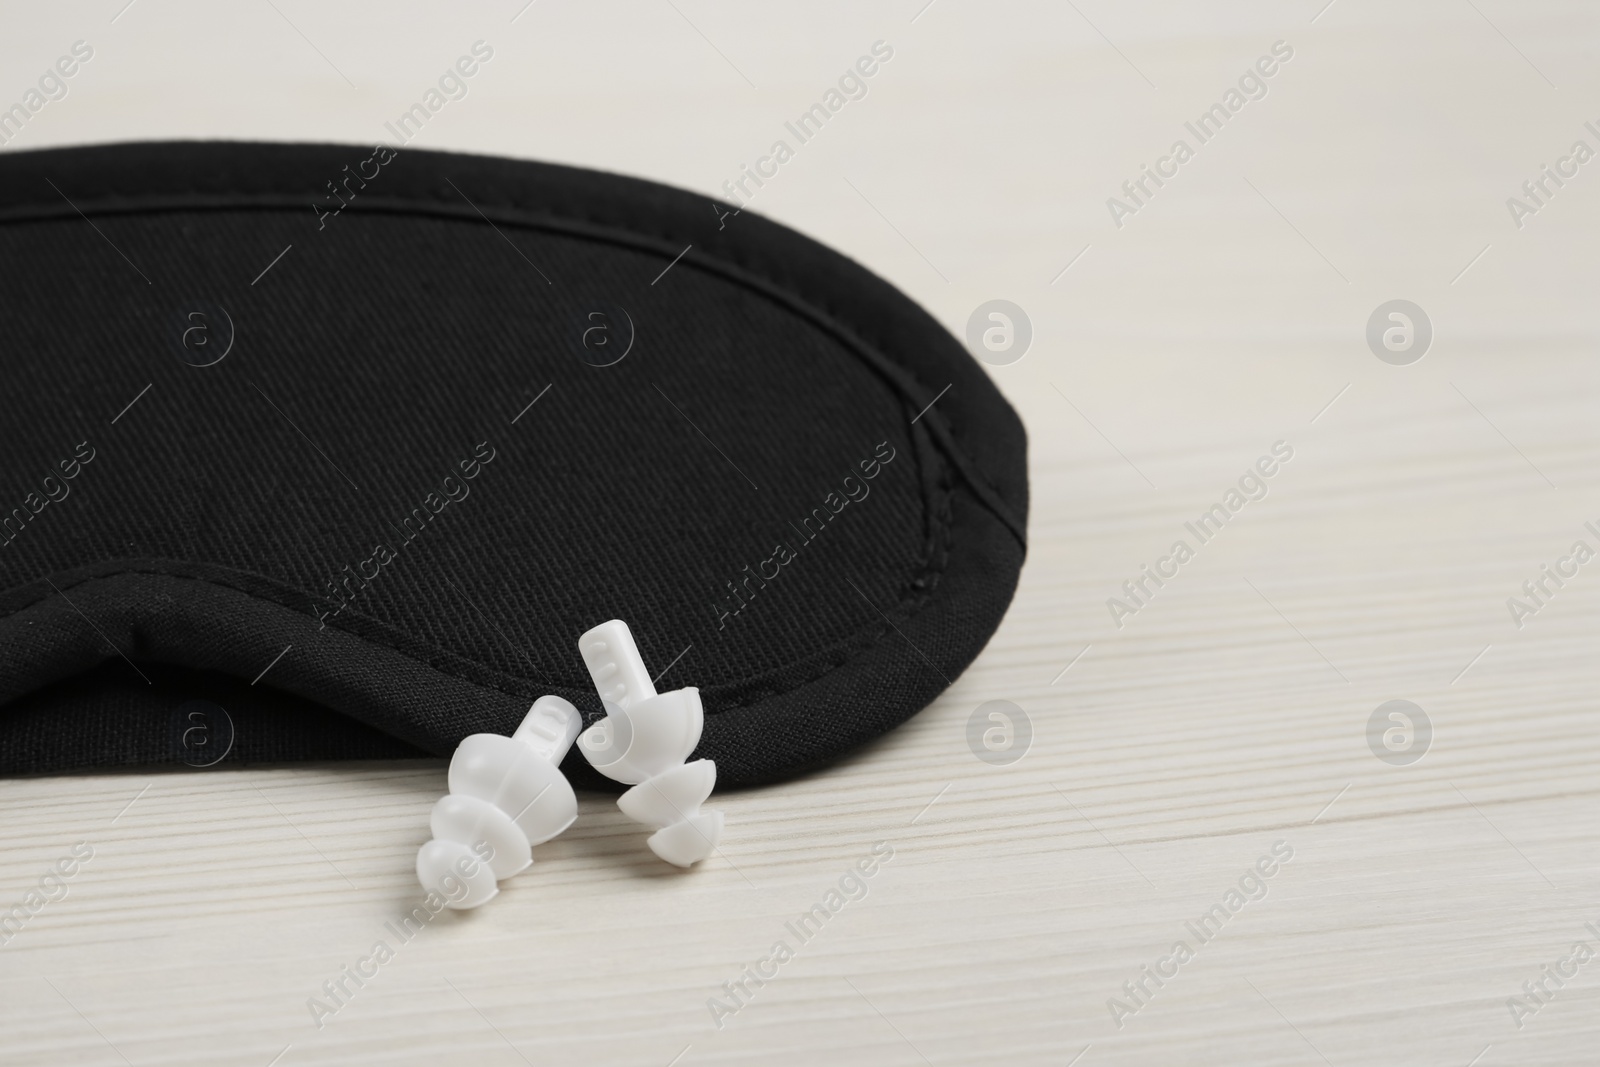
[3,1,1599,1064]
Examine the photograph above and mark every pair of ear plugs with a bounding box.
[415,620,724,908]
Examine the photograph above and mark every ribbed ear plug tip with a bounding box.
[415,694,583,908]
[576,620,723,867]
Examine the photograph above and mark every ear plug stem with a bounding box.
[576,620,724,867]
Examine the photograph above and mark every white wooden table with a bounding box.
[3,2,1598,1064]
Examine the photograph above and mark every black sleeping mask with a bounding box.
[0,141,1027,788]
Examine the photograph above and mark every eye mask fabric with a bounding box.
[0,141,1027,788]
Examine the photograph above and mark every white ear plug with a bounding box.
[576,620,724,867]
[416,694,583,908]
